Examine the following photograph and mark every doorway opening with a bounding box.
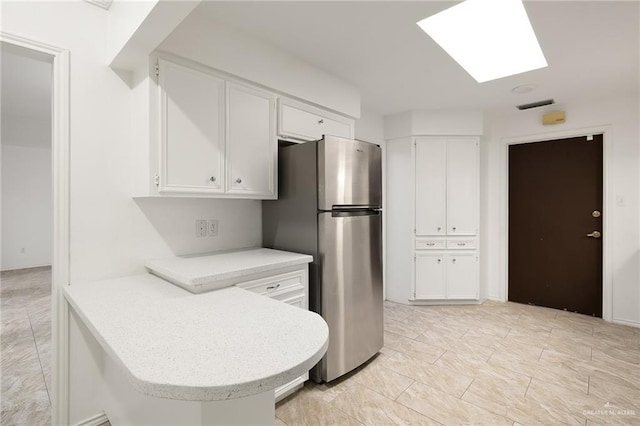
[508,134,604,317]
[1,41,54,423]
[0,32,70,425]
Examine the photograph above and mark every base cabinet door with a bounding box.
[446,254,478,299]
[415,253,446,300]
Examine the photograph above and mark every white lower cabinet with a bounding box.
[414,248,478,301]
[445,253,478,299]
[415,253,446,299]
[235,267,309,401]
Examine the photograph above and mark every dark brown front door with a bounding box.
[508,134,603,317]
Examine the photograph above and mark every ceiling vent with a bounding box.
[516,99,555,110]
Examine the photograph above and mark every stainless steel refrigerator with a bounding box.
[263,135,383,383]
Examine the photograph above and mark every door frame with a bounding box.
[1,31,71,424]
[501,125,613,321]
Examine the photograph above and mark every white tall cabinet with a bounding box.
[386,136,479,304]
[413,137,479,301]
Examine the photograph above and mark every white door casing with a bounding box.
[0,31,71,426]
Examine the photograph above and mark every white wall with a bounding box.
[157,13,361,118]
[1,1,262,423]
[483,95,640,326]
[1,145,52,270]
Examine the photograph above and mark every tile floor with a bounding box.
[1,266,52,425]
[2,268,638,425]
[276,301,640,425]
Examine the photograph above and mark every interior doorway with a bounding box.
[1,42,54,423]
[0,32,70,425]
[508,134,604,317]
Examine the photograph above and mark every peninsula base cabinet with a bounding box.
[414,253,478,300]
[235,266,309,402]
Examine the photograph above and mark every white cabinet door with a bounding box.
[226,82,276,198]
[415,253,446,299]
[159,59,225,193]
[278,99,354,142]
[446,139,477,235]
[415,139,446,236]
[446,254,477,299]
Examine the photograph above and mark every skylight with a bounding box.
[416,0,548,83]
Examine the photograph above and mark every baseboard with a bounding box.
[73,412,109,426]
[612,318,640,328]
[0,263,52,272]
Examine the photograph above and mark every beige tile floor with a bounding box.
[2,268,638,425]
[1,266,52,425]
[276,301,640,426]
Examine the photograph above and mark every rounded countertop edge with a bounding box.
[128,335,328,401]
[62,281,329,402]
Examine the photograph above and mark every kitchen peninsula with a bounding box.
[63,249,327,425]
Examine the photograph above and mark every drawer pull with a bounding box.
[318,119,324,124]
[457,243,466,246]
[426,243,436,246]
[266,283,281,291]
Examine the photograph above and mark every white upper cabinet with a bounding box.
[159,58,225,194]
[153,56,277,199]
[226,82,276,198]
[446,139,477,235]
[415,139,446,236]
[278,98,354,142]
[415,138,477,236]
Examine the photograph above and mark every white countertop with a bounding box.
[63,274,328,401]
[145,248,313,293]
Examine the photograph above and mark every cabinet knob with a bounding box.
[318,119,324,124]
[452,227,457,231]
[236,178,242,184]
[452,258,457,263]
[437,259,441,263]
[209,176,216,182]
[437,227,442,231]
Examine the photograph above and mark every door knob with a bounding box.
[587,231,601,239]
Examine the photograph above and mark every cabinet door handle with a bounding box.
[266,283,281,291]
[318,119,324,124]
[209,176,216,182]
[236,178,242,184]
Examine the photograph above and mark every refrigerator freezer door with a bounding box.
[318,136,382,210]
[318,211,383,382]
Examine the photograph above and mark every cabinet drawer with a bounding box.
[415,239,446,250]
[446,239,476,250]
[236,270,303,296]
[274,291,305,308]
[278,99,353,142]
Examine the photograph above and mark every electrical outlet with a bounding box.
[208,220,218,237]
[195,220,207,237]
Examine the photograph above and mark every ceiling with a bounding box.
[193,1,640,116]
[1,45,52,147]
